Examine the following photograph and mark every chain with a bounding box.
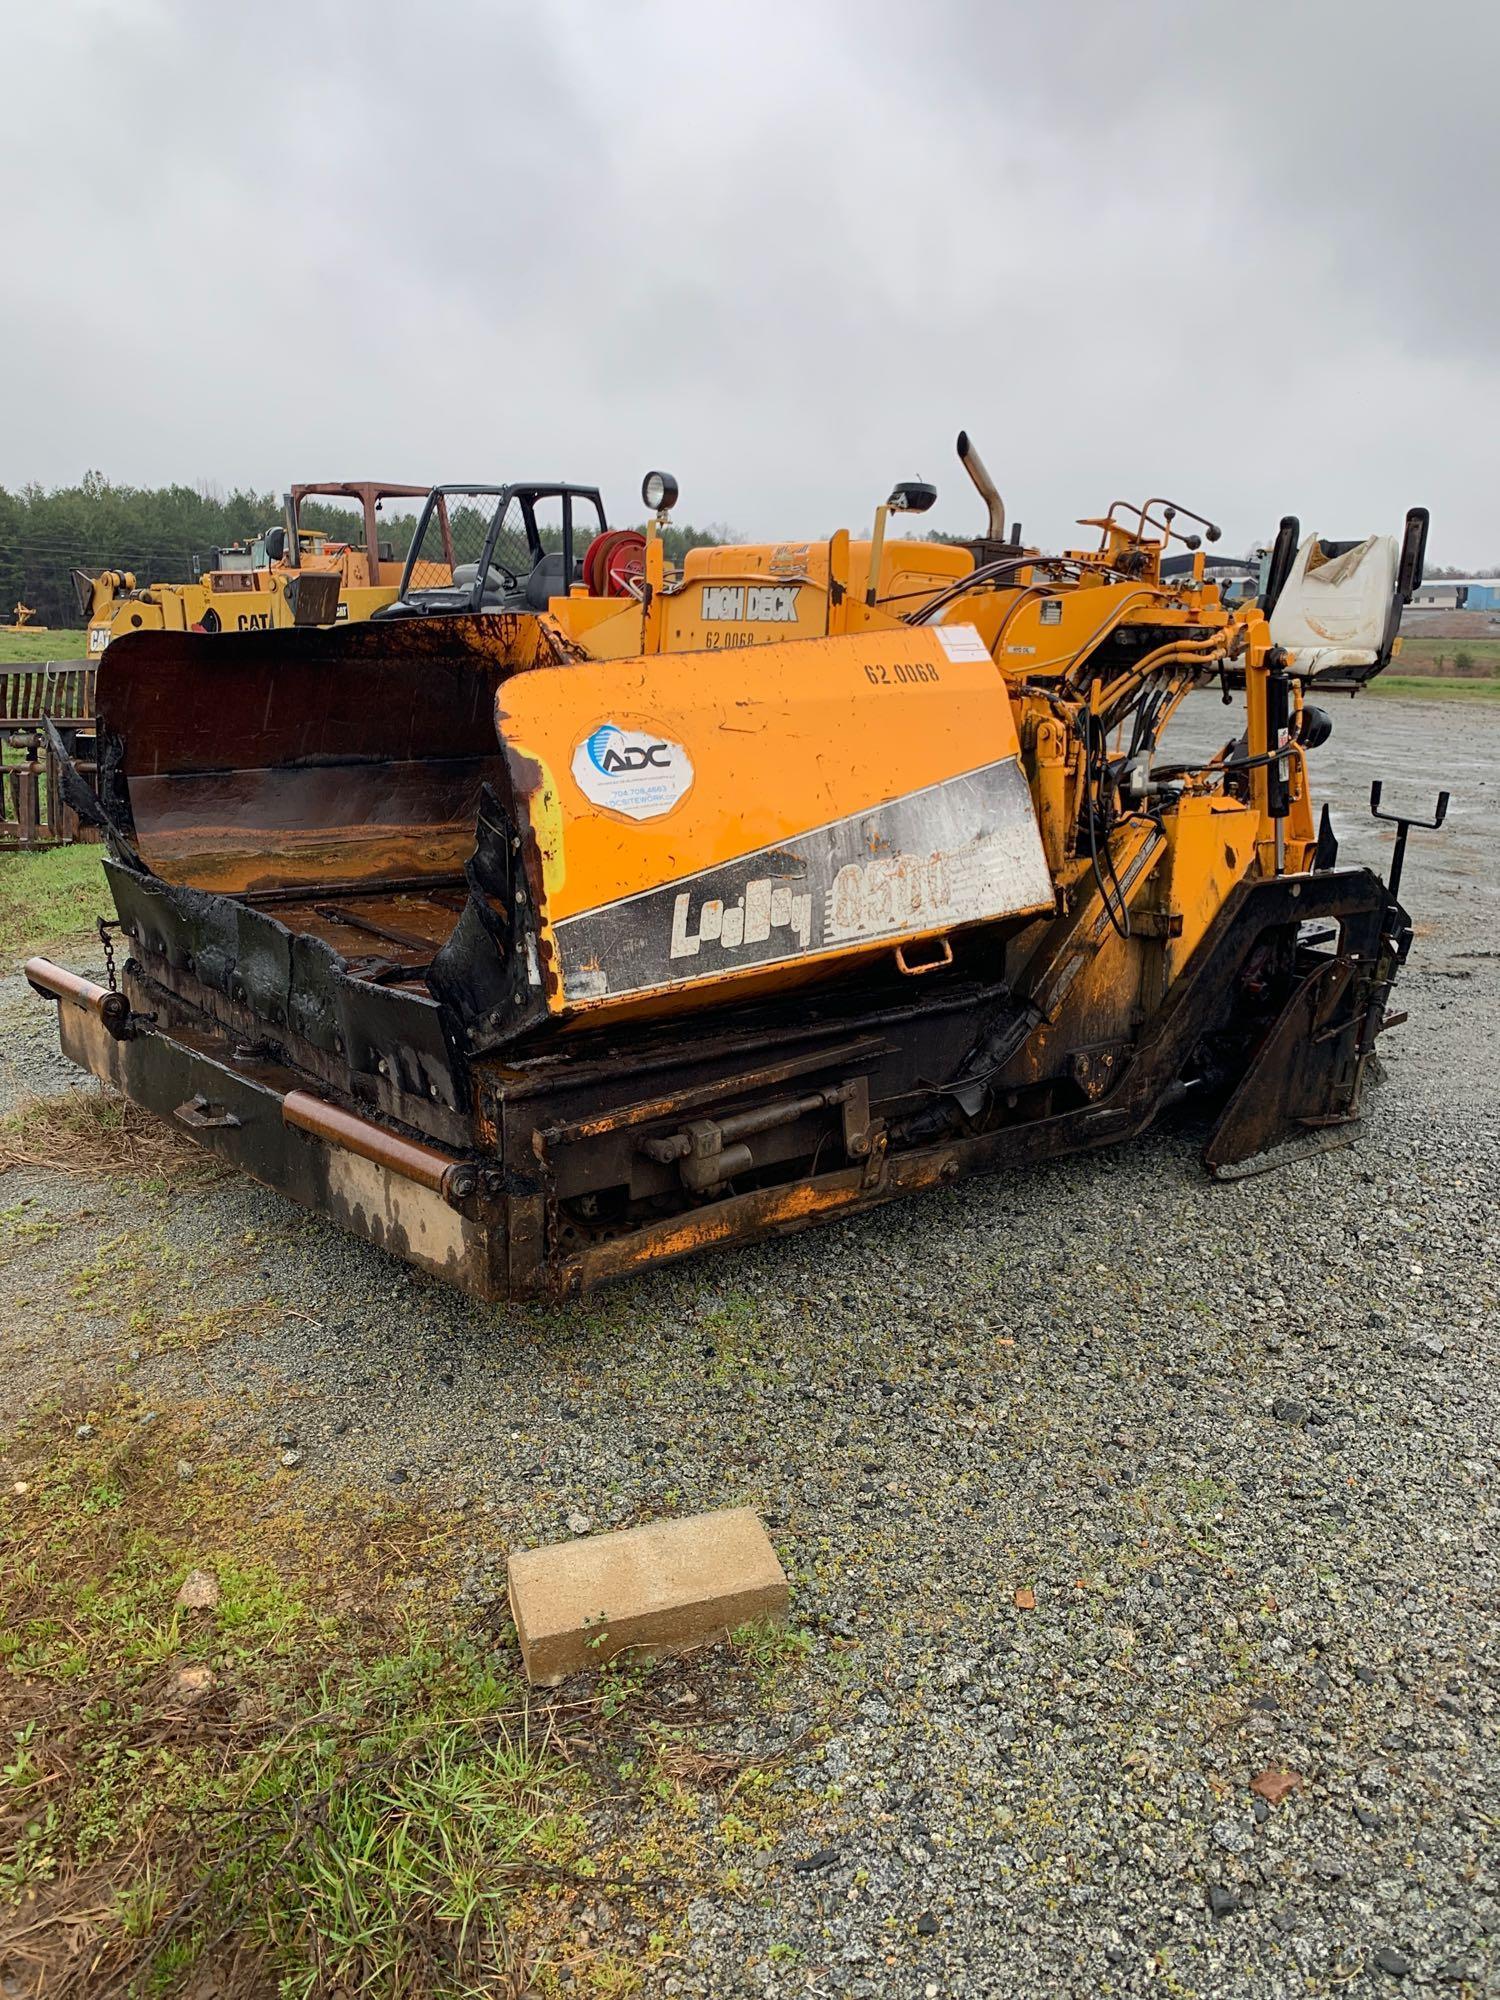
[97,916,119,994]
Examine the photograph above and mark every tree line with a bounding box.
[0,473,728,628]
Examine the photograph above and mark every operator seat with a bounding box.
[524,550,568,610]
[452,562,521,607]
[1267,534,1399,677]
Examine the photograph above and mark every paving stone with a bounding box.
[507,1506,787,1685]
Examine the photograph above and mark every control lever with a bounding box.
[1369,781,1449,899]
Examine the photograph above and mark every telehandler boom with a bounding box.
[28,443,1438,1298]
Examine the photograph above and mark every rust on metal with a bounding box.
[535,1036,892,1149]
[24,955,131,1037]
[29,466,1428,1299]
[281,1090,469,1200]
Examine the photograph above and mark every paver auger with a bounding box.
[28,446,1438,1298]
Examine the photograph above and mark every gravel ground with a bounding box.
[1,692,1496,1997]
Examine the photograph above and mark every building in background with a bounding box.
[1409,577,1500,610]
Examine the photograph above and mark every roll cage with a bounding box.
[378,482,609,618]
[283,482,437,588]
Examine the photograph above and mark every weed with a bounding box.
[116,1862,171,1939]
[0,1201,65,1261]
[731,1617,814,1700]
[597,1647,652,1722]
[731,1618,809,1670]
[0,1418,564,1994]
[700,1292,757,1339]
[80,1477,124,1516]
[0,1802,60,1899]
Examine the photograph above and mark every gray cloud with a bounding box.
[3,0,1496,561]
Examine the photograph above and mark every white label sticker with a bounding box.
[571,721,694,821]
[88,626,110,652]
[934,622,992,664]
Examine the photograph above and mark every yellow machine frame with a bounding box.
[81,481,440,653]
[29,441,1432,1299]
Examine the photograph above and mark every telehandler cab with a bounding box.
[29,439,1441,1299]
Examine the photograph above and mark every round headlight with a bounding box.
[641,470,679,513]
[886,480,937,515]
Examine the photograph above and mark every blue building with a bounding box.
[1410,577,1500,610]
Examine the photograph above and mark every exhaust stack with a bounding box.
[957,431,1005,543]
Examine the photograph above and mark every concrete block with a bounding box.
[507,1507,788,1685]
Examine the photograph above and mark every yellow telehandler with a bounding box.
[76,482,446,653]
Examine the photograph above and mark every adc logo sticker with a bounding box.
[571,720,694,821]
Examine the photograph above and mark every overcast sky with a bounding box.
[4,0,1497,562]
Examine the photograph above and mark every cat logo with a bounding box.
[700,584,801,623]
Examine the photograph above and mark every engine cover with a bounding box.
[496,623,1055,1019]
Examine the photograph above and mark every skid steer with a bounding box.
[27,441,1439,1298]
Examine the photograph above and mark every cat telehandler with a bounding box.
[76,481,446,653]
[28,440,1441,1299]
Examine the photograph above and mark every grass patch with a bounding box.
[0,1412,812,1997]
[1394,633,1500,675]
[0,1092,218,1188]
[0,845,108,963]
[0,630,88,664]
[0,1416,549,1995]
[1369,673,1500,701]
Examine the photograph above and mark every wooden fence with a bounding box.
[1,661,98,849]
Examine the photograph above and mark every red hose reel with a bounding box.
[582,529,647,598]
